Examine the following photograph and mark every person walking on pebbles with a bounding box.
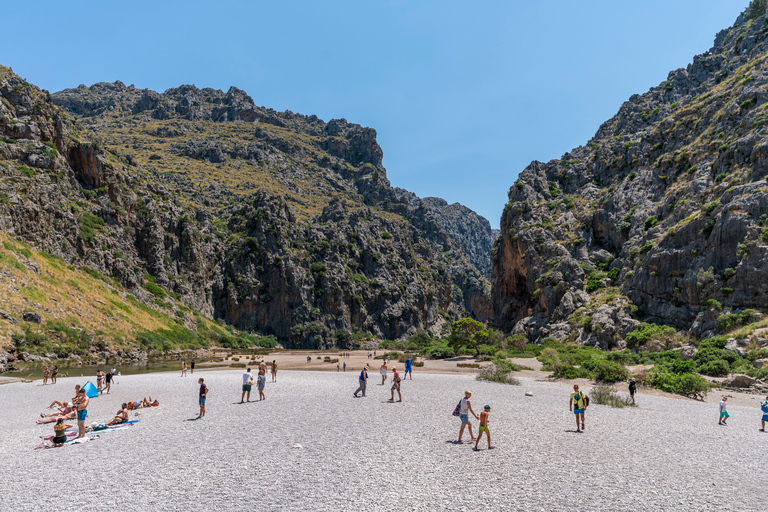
[380,362,388,385]
[405,355,413,380]
[181,360,187,377]
[570,385,587,432]
[627,377,636,405]
[760,396,768,432]
[241,368,253,403]
[719,397,729,425]
[354,366,368,397]
[197,378,208,419]
[457,390,479,443]
[473,405,493,451]
[389,366,402,402]
[258,361,267,401]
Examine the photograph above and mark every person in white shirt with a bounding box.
[457,390,479,443]
[241,368,254,403]
[718,397,729,425]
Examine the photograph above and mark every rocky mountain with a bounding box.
[0,66,494,352]
[492,4,768,349]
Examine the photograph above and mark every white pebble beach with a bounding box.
[0,369,764,511]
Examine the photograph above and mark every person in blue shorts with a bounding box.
[74,388,89,439]
[760,396,768,432]
[570,385,586,432]
[197,378,208,419]
[404,355,413,380]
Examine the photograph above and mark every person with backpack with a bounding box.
[760,396,768,432]
[455,390,479,443]
[570,385,588,432]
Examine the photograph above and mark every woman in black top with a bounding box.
[628,378,637,404]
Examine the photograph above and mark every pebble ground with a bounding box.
[0,369,764,511]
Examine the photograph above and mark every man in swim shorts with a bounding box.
[473,405,493,451]
[74,388,89,439]
[241,368,253,403]
[570,385,586,432]
[191,359,195,374]
[719,397,729,425]
[404,355,413,380]
[107,403,130,426]
[198,378,208,419]
[760,396,768,432]
[271,360,277,382]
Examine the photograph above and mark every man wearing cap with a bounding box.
[761,396,768,432]
[473,405,493,451]
[106,403,129,426]
[627,377,636,405]
[354,366,368,397]
[404,355,413,380]
[719,397,729,425]
[389,366,402,402]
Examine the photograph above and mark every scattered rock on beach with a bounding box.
[292,443,303,449]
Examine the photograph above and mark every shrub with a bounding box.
[705,299,722,311]
[79,212,105,242]
[476,358,521,385]
[590,385,633,408]
[425,345,454,359]
[697,359,731,376]
[625,322,677,348]
[582,359,630,382]
[644,216,658,230]
[18,165,36,178]
[647,367,710,400]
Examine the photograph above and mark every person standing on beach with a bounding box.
[51,365,58,384]
[343,361,347,372]
[473,405,493,451]
[457,391,479,443]
[354,366,368,397]
[719,397,729,425]
[271,360,277,382]
[241,368,253,403]
[96,370,104,394]
[760,396,768,432]
[74,388,89,439]
[337,362,340,372]
[570,385,586,432]
[191,360,195,374]
[627,377,636,405]
[105,370,112,394]
[197,378,208,418]
[380,362,388,385]
[181,361,187,377]
[43,367,49,385]
[405,356,413,380]
[389,366,402,402]
[111,367,117,385]
[258,361,267,401]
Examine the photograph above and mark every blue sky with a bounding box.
[0,1,748,228]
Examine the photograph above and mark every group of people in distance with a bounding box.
[181,359,195,377]
[41,366,59,385]
[455,391,493,451]
[239,361,275,403]
[354,356,413,401]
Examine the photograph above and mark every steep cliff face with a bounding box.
[493,9,768,347]
[0,67,494,349]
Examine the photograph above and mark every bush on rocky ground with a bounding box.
[476,358,521,385]
[590,385,634,408]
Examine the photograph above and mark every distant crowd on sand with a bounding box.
[34,367,157,448]
[33,351,768,450]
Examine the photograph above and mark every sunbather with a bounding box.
[106,404,130,426]
[37,409,76,424]
[40,403,74,419]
